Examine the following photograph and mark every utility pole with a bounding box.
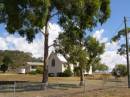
[124,16,130,88]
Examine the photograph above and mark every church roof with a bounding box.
[57,54,67,63]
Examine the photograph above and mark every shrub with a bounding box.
[36,67,43,74]
[28,67,43,75]
[0,64,8,73]
[74,67,80,76]
[63,67,73,77]
[57,68,73,77]
[28,71,37,75]
[48,73,55,77]
[112,64,127,78]
[57,72,64,77]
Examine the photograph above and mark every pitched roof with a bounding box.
[57,54,67,63]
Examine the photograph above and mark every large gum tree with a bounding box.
[0,0,110,87]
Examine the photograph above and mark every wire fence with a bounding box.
[0,78,128,97]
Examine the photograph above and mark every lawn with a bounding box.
[0,74,130,97]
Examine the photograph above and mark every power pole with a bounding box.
[124,16,130,88]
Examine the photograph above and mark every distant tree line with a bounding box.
[0,50,42,69]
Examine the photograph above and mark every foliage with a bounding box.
[55,28,105,85]
[56,67,73,77]
[48,73,55,77]
[2,55,13,65]
[112,28,130,55]
[84,36,105,72]
[63,67,73,77]
[112,64,127,78]
[0,64,8,73]
[0,0,110,40]
[28,71,37,75]
[36,67,43,74]
[0,50,41,69]
[96,64,109,71]
[0,55,12,73]
[28,67,43,75]
[74,67,80,76]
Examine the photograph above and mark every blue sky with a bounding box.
[94,0,130,40]
[0,0,130,69]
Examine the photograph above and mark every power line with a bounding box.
[126,17,130,21]
[113,20,124,34]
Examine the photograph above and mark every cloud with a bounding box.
[101,51,126,70]
[93,29,108,43]
[93,29,126,70]
[0,22,62,58]
[0,37,8,50]
[48,23,62,45]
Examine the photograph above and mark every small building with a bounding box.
[26,62,43,73]
[47,52,74,76]
[17,62,43,74]
[17,66,26,74]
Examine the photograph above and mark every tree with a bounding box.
[0,56,12,73]
[0,0,110,87]
[112,28,130,55]
[96,63,108,71]
[112,64,127,79]
[0,50,38,69]
[55,31,89,85]
[84,36,105,72]
[55,34,105,85]
[0,64,8,73]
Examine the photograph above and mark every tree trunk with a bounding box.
[42,22,49,89]
[79,67,84,86]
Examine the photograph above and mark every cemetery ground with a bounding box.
[0,73,129,97]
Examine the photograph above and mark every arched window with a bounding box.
[51,59,55,67]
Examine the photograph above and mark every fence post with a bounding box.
[13,82,16,97]
[83,78,86,97]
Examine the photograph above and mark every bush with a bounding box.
[28,71,37,75]
[112,64,127,78]
[57,72,64,77]
[36,67,43,74]
[0,64,8,73]
[63,67,73,77]
[48,73,55,77]
[74,67,80,76]
[57,68,73,77]
[28,67,43,75]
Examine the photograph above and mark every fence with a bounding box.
[0,78,128,97]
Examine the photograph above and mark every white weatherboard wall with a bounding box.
[48,53,64,76]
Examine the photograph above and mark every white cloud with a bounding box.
[105,42,120,51]
[93,29,126,70]
[0,37,8,50]
[48,23,62,45]
[93,29,108,43]
[101,51,126,70]
[0,22,62,58]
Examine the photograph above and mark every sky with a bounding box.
[0,0,130,70]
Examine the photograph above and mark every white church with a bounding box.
[18,52,92,76]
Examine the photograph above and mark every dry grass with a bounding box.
[0,73,80,83]
[0,73,130,97]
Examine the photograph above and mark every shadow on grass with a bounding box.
[0,81,81,93]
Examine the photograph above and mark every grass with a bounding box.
[0,73,129,97]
